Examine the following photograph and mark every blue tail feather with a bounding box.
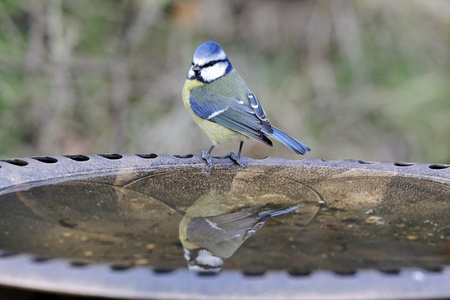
[259,203,306,219]
[262,126,310,155]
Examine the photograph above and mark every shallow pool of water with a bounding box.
[0,166,449,273]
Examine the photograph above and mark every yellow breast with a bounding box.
[182,79,248,146]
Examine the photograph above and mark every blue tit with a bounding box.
[179,190,302,272]
[182,41,310,168]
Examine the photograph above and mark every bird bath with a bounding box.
[0,154,449,299]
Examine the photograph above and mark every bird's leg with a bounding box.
[202,145,215,168]
[226,141,245,168]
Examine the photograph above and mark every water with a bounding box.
[0,168,449,272]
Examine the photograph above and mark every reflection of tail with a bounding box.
[259,204,305,219]
[263,126,311,155]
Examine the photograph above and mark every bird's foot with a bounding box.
[202,150,213,168]
[225,152,245,168]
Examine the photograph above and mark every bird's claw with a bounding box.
[226,152,245,168]
[202,150,213,168]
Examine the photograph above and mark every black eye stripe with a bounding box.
[199,59,228,68]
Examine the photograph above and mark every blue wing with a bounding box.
[189,89,272,146]
[189,88,310,154]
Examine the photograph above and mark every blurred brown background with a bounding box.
[0,0,449,163]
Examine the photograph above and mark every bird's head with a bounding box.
[183,248,224,273]
[187,41,233,83]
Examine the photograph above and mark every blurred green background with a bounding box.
[0,0,449,163]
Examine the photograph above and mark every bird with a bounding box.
[179,190,303,272]
[182,41,310,168]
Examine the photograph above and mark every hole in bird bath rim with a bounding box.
[1,159,29,166]
[173,154,194,159]
[110,264,134,271]
[136,153,158,159]
[378,268,401,275]
[423,266,444,273]
[33,256,51,263]
[153,268,176,274]
[98,153,123,160]
[357,160,374,165]
[64,154,90,162]
[429,164,449,170]
[333,270,357,276]
[287,269,312,276]
[32,156,58,163]
[243,270,266,276]
[70,261,90,267]
[394,162,414,167]
[197,271,220,277]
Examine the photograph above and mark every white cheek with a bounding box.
[201,62,228,82]
[187,67,195,79]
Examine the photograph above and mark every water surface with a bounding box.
[0,168,449,272]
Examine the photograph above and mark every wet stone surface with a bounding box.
[0,165,449,272]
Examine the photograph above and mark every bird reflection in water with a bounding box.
[179,190,303,272]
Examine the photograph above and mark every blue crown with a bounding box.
[194,41,227,61]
